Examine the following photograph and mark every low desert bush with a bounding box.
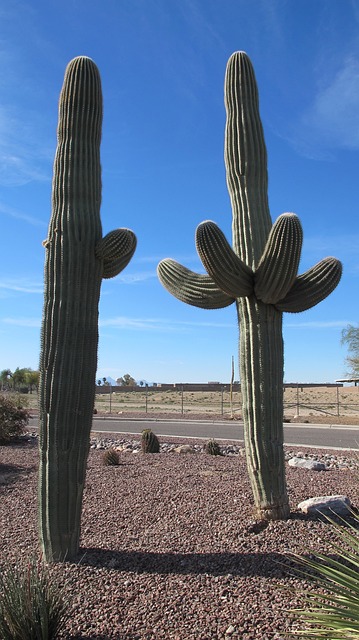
[0,394,29,444]
[0,557,69,639]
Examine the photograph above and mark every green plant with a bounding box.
[0,395,29,444]
[0,557,69,639]
[205,439,223,456]
[157,51,341,520]
[341,324,359,377]
[38,56,136,562]
[141,429,160,453]
[103,447,120,466]
[290,512,359,638]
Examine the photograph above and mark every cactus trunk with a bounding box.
[225,53,289,519]
[39,57,136,561]
[39,57,103,562]
[238,297,288,519]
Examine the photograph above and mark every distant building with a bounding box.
[336,378,359,387]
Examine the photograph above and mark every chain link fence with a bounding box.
[94,384,359,418]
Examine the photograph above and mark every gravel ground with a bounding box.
[1,433,359,639]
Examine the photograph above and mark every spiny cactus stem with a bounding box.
[225,52,271,268]
[39,58,104,563]
[238,297,289,519]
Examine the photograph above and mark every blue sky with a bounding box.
[0,0,358,384]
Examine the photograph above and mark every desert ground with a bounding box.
[91,385,359,425]
[1,386,359,637]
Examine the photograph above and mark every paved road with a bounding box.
[29,416,359,450]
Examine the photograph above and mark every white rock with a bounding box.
[297,495,351,515]
[225,625,236,635]
[173,444,196,454]
[288,457,326,471]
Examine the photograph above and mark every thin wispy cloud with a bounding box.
[115,271,157,284]
[284,54,359,158]
[301,234,359,275]
[303,234,359,255]
[284,320,351,329]
[0,201,47,228]
[302,56,359,150]
[0,106,50,187]
[2,317,41,328]
[0,278,43,295]
[100,316,234,331]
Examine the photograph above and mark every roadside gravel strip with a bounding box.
[1,434,359,639]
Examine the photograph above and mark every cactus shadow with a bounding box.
[76,547,296,578]
[0,461,35,487]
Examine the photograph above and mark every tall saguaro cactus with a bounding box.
[39,57,136,561]
[158,52,342,520]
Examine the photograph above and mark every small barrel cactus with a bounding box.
[141,429,160,453]
[103,448,120,466]
[205,440,223,456]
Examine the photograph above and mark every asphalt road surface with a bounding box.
[29,416,359,450]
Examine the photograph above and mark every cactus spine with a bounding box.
[158,52,342,520]
[39,57,136,561]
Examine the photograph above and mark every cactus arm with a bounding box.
[275,257,342,313]
[157,259,234,309]
[39,56,136,562]
[96,228,137,278]
[254,213,303,304]
[195,221,254,297]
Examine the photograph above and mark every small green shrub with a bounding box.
[0,395,29,444]
[141,429,160,453]
[205,439,223,456]
[0,557,69,639]
[103,447,120,466]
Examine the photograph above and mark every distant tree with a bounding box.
[12,367,28,390]
[102,377,110,386]
[97,379,102,386]
[0,369,13,390]
[116,373,136,387]
[139,380,144,387]
[341,324,359,377]
[24,369,40,393]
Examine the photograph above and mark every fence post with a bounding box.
[296,384,300,416]
[109,384,112,413]
[145,384,148,414]
[336,385,340,417]
[181,385,184,414]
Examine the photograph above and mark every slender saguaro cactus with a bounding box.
[39,56,136,561]
[158,52,342,520]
